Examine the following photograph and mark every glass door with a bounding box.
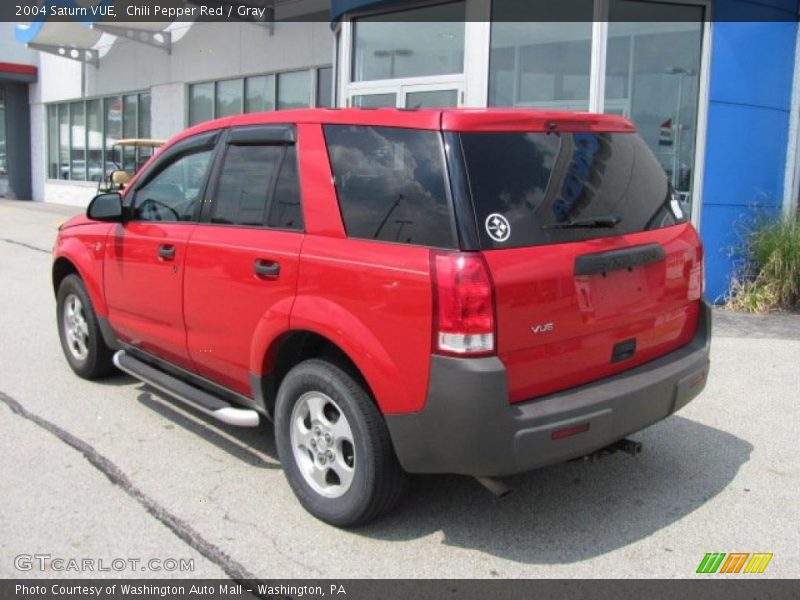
[343,1,467,110]
[605,2,705,207]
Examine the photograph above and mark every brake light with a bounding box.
[431,252,495,356]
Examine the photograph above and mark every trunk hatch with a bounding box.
[458,130,703,403]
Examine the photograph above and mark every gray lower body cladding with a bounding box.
[385,302,712,477]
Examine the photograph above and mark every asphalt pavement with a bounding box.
[0,199,797,579]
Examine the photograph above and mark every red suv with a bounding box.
[53,109,710,526]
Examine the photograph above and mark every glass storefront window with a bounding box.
[316,67,333,108]
[189,82,214,126]
[104,96,122,173]
[352,93,396,108]
[47,105,58,179]
[352,2,465,82]
[489,0,593,110]
[277,71,310,110]
[191,68,327,119]
[406,89,458,108]
[245,75,276,113]
[122,95,138,174]
[216,79,243,117]
[0,89,7,174]
[122,95,137,138]
[606,0,704,201]
[86,99,102,182]
[137,93,153,170]
[138,93,151,138]
[58,104,69,180]
[47,92,149,182]
[69,102,85,181]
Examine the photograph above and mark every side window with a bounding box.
[211,143,303,231]
[267,145,303,230]
[323,125,455,248]
[133,150,213,222]
[212,145,283,226]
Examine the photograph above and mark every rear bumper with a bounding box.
[385,302,711,477]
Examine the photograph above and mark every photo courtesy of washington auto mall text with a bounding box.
[12,583,348,599]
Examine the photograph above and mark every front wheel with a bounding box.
[56,274,115,379]
[274,359,407,527]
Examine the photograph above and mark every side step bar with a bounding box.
[113,350,260,427]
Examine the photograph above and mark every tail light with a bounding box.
[431,251,495,356]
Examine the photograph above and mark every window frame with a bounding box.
[199,125,304,233]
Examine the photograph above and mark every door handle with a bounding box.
[254,259,280,279]
[158,244,176,260]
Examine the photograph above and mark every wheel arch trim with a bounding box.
[52,244,108,318]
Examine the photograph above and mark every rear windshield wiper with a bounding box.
[541,215,621,230]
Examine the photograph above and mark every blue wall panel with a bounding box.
[703,103,789,209]
[709,21,795,110]
[713,0,800,21]
[700,13,797,302]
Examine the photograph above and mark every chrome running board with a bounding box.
[113,350,260,427]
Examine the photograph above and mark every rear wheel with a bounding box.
[274,359,407,527]
[56,274,115,379]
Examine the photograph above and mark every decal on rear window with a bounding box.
[485,213,511,242]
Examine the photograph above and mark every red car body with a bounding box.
[53,108,710,482]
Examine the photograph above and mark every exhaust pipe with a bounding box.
[475,476,513,498]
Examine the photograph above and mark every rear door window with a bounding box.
[323,125,455,248]
[211,143,303,230]
[459,131,687,249]
[212,144,282,227]
[267,145,303,230]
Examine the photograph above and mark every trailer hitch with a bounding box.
[574,438,642,463]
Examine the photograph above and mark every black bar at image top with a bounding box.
[3,0,800,23]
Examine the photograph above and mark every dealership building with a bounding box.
[1,0,799,300]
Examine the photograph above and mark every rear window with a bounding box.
[324,125,455,248]
[460,131,687,249]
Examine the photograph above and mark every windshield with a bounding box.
[459,131,687,249]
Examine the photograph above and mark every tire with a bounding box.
[56,274,115,380]
[274,359,408,527]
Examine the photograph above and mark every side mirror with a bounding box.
[87,192,124,222]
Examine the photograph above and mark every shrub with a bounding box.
[726,214,800,312]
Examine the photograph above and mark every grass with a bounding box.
[726,214,800,313]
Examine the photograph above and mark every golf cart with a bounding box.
[97,138,165,193]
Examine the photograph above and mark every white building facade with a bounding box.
[5,0,800,299]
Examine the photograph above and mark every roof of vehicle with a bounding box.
[171,108,636,147]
